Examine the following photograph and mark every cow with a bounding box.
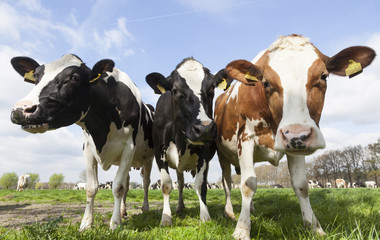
[17,174,31,191]
[214,34,375,239]
[336,179,347,188]
[10,54,155,231]
[150,179,161,190]
[74,182,87,190]
[272,184,283,188]
[308,180,323,189]
[145,57,225,227]
[104,181,113,190]
[326,182,332,188]
[352,182,366,188]
[365,181,377,188]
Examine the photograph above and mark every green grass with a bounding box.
[0,188,379,239]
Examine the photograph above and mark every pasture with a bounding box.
[0,188,378,239]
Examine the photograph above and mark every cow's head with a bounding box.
[146,57,226,144]
[10,54,111,133]
[225,35,376,155]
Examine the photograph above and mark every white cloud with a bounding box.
[16,0,51,16]
[92,17,135,58]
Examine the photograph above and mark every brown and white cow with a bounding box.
[335,179,347,188]
[214,34,375,239]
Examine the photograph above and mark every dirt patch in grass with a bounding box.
[0,201,162,230]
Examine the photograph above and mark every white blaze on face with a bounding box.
[267,36,325,152]
[18,54,82,106]
[176,59,211,123]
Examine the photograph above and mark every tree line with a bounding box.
[255,139,380,188]
[2,139,379,190]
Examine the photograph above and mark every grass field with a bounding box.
[0,188,379,239]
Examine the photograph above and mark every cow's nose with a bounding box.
[280,124,311,150]
[11,100,38,123]
[192,121,216,141]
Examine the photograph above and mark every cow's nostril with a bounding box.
[25,105,37,114]
[193,125,202,135]
[300,135,307,141]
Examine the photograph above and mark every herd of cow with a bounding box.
[10,34,376,239]
[307,179,377,189]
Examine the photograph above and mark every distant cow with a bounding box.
[214,34,375,239]
[17,174,31,191]
[272,184,283,188]
[105,181,113,190]
[10,54,154,231]
[308,180,323,189]
[336,179,347,188]
[74,183,87,190]
[365,181,377,188]
[351,182,365,188]
[150,180,161,190]
[146,57,225,227]
[326,182,332,188]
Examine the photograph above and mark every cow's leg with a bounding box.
[160,164,173,226]
[233,141,256,240]
[176,170,185,214]
[142,158,153,212]
[120,174,130,219]
[194,159,211,222]
[110,146,134,230]
[219,157,235,220]
[79,144,98,231]
[287,155,326,236]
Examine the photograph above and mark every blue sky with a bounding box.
[1,0,379,184]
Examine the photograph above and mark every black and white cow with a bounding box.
[10,54,154,230]
[145,57,225,226]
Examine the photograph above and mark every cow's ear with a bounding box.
[90,59,115,84]
[213,69,233,91]
[11,57,40,84]
[146,72,171,94]
[225,60,263,85]
[326,46,376,78]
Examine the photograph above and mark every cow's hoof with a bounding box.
[79,221,91,232]
[160,214,172,227]
[232,227,250,240]
[313,227,326,236]
[200,212,211,222]
[110,219,120,231]
[176,205,185,214]
[141,204,149,212]
[224,211,236,220]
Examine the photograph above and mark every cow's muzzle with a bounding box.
[276,124,325,155]
[11,101,49,133]
[188,121,217,144]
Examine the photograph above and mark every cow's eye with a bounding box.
[172,88,184,99]
[262,80,270,88]
[71,73,80,81]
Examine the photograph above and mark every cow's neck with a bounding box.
[77,86,123,153]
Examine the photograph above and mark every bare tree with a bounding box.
[340,145,365,184]
[366,139,380,185]
[79,169,87,183]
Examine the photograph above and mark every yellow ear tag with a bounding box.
[89,73,101,83]
[24,70,36,83]
[218,78,228,90]
[345,60,362,78]
[157,84,166,93]
[245,72,259,82]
